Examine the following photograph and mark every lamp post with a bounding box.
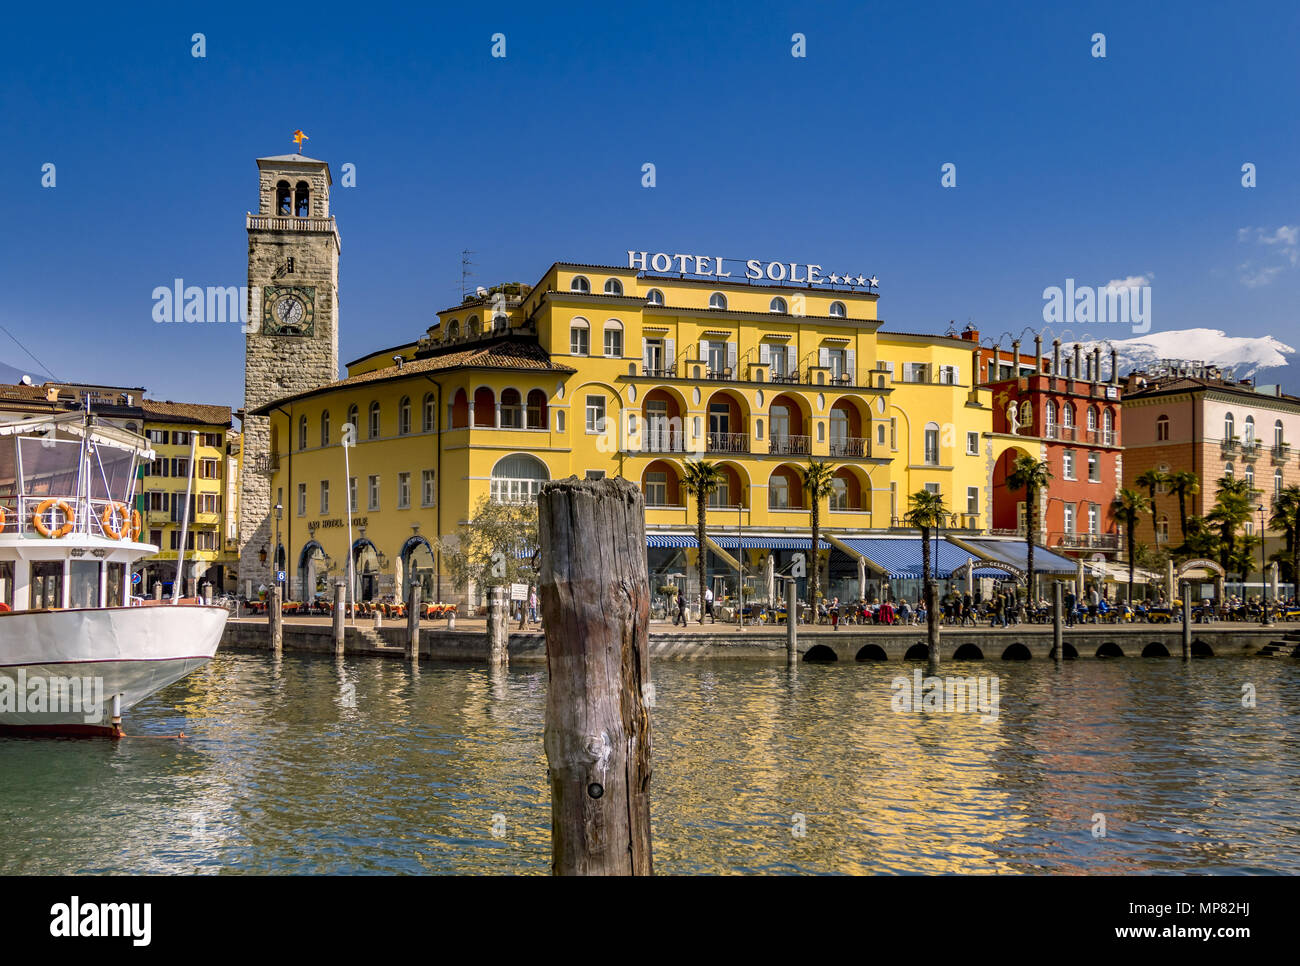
[1259,504,1271,625]
[274,502,283,597]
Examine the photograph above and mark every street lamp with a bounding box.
[1258,504,1271,625]
[274,502,283,594]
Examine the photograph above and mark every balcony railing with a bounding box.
[1273,442,1291,463]
[247,213,339,235]
[705,367,734,381]
[1240,440,1261,459]
[641,431,685,453]
[1221,438,1240,455]
[706,432,750,454]
[828,436,870,458]
[1054,532,1121,551]
[769,435,811,457]
[641,366,676,379]
[768,372,802,385]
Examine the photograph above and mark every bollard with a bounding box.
[1182,582,1192,661]
[786,579,798,666]
[447,606,456,631]
[269,586,283,653]
[538,477,652,876]
[333,583,346,656]
[488,586,509,667]
[407,585,421,662]
[187,577,197,600]
[153,583,162,602]
[1053,581,1063,664]
[201,582,212,605]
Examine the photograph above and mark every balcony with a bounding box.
[641,366,677,379]
[828,436,870,458]
[1054,532,1121,551]
[705,368,734,381]
[769,435,811,457]
[246,213,340,238]
[637,431,685,454]
[768,371,802,385]
[1221,438,1240,456]
[1273,443,1292,464]
[706,432,749,455]
[1240,440,1261,460]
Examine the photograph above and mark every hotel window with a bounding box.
[1062,451,1076,480]
[645,471,668,507]
[829,301,846,318]
[770,296,787,313]
[397,472,411,509]
[149,528,163,547]
[1103,409,1114,440]
[570,275,590,293]
[585,395,606,434]
[368,401,380,439]
[1245,465,1254,489]
[923,423,940,465]
[769,474,790,509]
[557,411,565,433]
[708,476,731,508]
[298,415,308,450]
[924,483,941,496]
[320,480,330,513]
[171,457,189,478]
[879,361,895,382]
[367,474,380,511]
[398,397,411,435]
[347,404,359,434]
[445,319,460,340]
[1088,452,1100,482]
[1276,419,1285,448]
[320,410,330,446]
[644,338,665,374]
[422,469,436,507]
[146,429,168,445]
[1224,462,1234,479]
[173,431,191,446]
[297,483,307,516]
[708,292,727,310]
[604,278,623,296]
[491,454,550,504]
[646,288,664,306]
[199,493,220,513]
[904,363,928,383]
[1156,414,1169,440]
[603,321,623,357]
[1062,404,1074,429]
[1044,403,1056,437]
[467,316,481,338]
[500,389,522,428]
[967,486,979,515]
[966,432,979,455]
[1245,520,1255,536]
[1087,407,1097,431]
[938,365,958,385]
[1244,415,1255,444]
[1157,465,1170,493]
[198,459,220,479]
[1088,503,1099,534]
[348,477,358,512]
[820,346,847,379]
[829,477,848,510]
[878,424,886,446]
[1224,412,1235,439]
[570,319,590,356]
[423,393,436,432]
[767,344,787,380]
[705,340,728,374]
[148,492,169,511]
[1276,469,1283,498]
[1063,504,1075,534]
[526,389,548,429]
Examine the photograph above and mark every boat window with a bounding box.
[105,562,125,606]
[69,560,100,608]
[30,561,63,609]
[0,561,12,609]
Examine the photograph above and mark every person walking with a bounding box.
[703,586,715,624]
[1064,587,1077,627]
[673,588,687,626]
[830,596,840,630]
[527,587,538,625]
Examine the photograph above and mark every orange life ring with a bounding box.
[0,505,7,534]
[33,499,76,538]
[101,502,131,540]
[128,509,142,541]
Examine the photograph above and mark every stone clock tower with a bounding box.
[238,153,341,593]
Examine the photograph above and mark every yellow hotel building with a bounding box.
[253,255,996,608]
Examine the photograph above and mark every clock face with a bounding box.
[261,286,316,336]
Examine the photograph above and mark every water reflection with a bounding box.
[1,653,1297,874]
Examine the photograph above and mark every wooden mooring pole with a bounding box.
[538,477,653,876]
[333,583,346,656]
[407,584,421,663]
[488,586,509,667]
[269,585,283,653]
[786,579,798,666]
[1053,580,1063,665]
[1182,581,1192,661]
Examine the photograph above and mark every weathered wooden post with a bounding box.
[488,585,509,667]
[1053,580,1063,665]
[269,585,283,653]
[333,583,346,655]
[1182,581,1192,661]
[153,583,162,601]
[407,584,421,663]
[538,477,652,876]
[201,582,212,605]
[786,578,798,665]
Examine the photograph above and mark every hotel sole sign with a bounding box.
[627,251,876,289]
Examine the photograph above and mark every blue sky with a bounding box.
[2,0,1299,409]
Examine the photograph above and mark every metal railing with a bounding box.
[706,432,749,454]
[11,496,138,540]
[1240,440,1261,459]
[769,435,811,456]
[828,436,870,458]
[1054,532,1121,551]
[1273,443,1291,463]
[641,431,685,453]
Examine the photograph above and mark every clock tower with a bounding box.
[238,153,341,593]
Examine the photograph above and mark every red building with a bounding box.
[961,326,1124,559]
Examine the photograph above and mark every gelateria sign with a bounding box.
[627,251,877,289]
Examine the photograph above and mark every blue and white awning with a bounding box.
[710,536,831,550]
[836,537,1003,580]
[647,534,697,549]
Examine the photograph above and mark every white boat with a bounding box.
[0,412,226,737]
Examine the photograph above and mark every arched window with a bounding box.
[1224,412,1235,440]
[398,396,411,435]
[570,318,590,355]
[276,180,292,215]
[924,421,940,465]
[1087,406,1097,431]
[473,387,496,428]
[570,275,590,293]
[603,320,623,357]
[347,404,359,434]
[446,319,460,340]
[490,453,549,503]
[1276,468,1284,498]
[294,181,310,217]
[450,389,468,428]
[368,401,381,439]
[708,292,727,310]
[492,313,507,332]
[769,472,790,509]
[1224,462,1234,479]
[604,278,623,296]
[1275,419,1285,448]
[1103,409,1114,438]
[467,316,481,337]
[646,288,664,306]
[1044,401,1056,436]
[298,414,308,450]
[1062,404,1074,428]
[829,300,846,318]
[770,296,787,313]
[830,476,848,510]
[1244,415,1255,444]
[1156,414,1169,441]
[422,393,436,432]
[320,409,330,446]
[500,388,522,428]
[526,389,548,429]
[1245,464,1255,489]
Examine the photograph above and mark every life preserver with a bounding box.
[129,509,142,541]
[101,502,131,540]
[0,505,7,533]
[33,499,76,538]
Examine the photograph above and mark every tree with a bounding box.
[1111,488,1153,603]
[1169,470,1200,542]
[1206,475,1255,582]
[802,460,837,608]
[1136,468,1170,548]
[680,459,723,624]
[1005,455,1052,603]
[1269,484,1300,594]
[440,496,539,604]
[904,488,947,673]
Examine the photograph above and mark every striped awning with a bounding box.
[647,534,697,548]
[710,536,831,550]
[837,537,1003,580]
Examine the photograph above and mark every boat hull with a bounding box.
[0,605,226,736]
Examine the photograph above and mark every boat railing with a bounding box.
[8,495,140,540]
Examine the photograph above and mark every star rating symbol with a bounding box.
[868,276,878,287]
[855,274,867,286]
[829,273,841,284]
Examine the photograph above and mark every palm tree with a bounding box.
[1005,455,1052,604]
[680,459,723,624]
[1169,471,1200,542]
[1111,488,1153,603]
[904,488,947,673]
[1208,475,1256,579]
[802,461,837,609]
[1136,469,1170,549]
[1270,484,1300,593]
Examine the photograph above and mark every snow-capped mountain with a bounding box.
[1080,328,1293,381]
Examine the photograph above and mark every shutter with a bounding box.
[642,338,650,371]
[665,338,675,367]
[786,346,796,374]
[819,347,829,368]
[846,349,856,382]
[727,341,737,372]
[759,343,770,365]
[699,339,708,363]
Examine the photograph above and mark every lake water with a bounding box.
[3,651,1298,874]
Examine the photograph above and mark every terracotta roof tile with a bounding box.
[140,399,233,427]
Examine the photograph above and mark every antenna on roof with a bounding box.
[20,375,32,386]
[460,249,476,300]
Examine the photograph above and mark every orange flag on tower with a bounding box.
[292,130,309,152]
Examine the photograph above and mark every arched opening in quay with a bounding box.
[952,643,984,660]
[1051,642,1079,659]
[1191,640,1214,657]
[854,644,888,661]
[1141,642,1171,658]
[1001,643,1032,661]
[1096,641,1125,658]
[803,644,838,663]
[903,643,930,661]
